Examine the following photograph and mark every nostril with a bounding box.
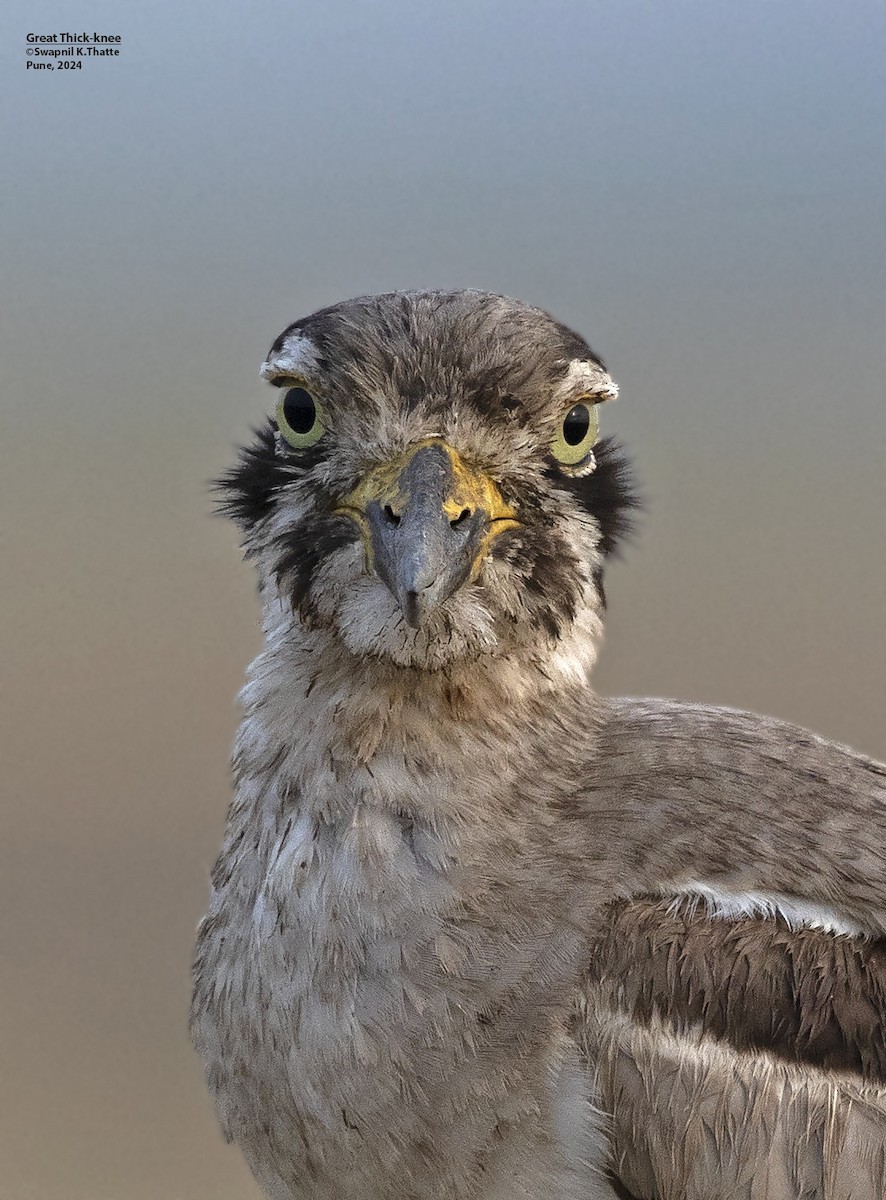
[450,508,472,530]
[383,504,401,527]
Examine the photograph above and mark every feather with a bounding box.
[193,291,886,1200]
[580,698,886,1198]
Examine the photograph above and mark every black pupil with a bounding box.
[282,387,316,434]
[562,404,590,446]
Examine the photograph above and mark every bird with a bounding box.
[190,288,886,1200]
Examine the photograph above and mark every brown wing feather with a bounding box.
[577,897,886,1199]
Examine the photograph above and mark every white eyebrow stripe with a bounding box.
[662,880,868,938]
[553,359,619,405]
[260,333,322,381]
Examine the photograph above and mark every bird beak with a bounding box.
[336,439,519,628]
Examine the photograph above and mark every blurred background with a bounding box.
[2,1,884,1196]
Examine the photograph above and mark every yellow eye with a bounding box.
[275,386,326,448]
[551,401,599,467]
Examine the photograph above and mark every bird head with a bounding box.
[219,290,636,671]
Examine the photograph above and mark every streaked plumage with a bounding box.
[191,289,886,1199]
[582,699,886,1198]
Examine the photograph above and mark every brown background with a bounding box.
[3,1,884,1197]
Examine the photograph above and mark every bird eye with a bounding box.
[551,401,599,467]
[276,386,325,448]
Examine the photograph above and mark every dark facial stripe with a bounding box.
[548,437,640,558]
[492,441,638,634]
[214,422,285,530]
[522,536,582,639]
[271,513,359,618]
[218,423,637,637]
[214,420,331,532]
[490,508,583,640]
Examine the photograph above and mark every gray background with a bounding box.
[2,1,884,1196]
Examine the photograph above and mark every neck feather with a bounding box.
[234,599,603,824]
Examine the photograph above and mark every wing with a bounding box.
[578,698,886,1200]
